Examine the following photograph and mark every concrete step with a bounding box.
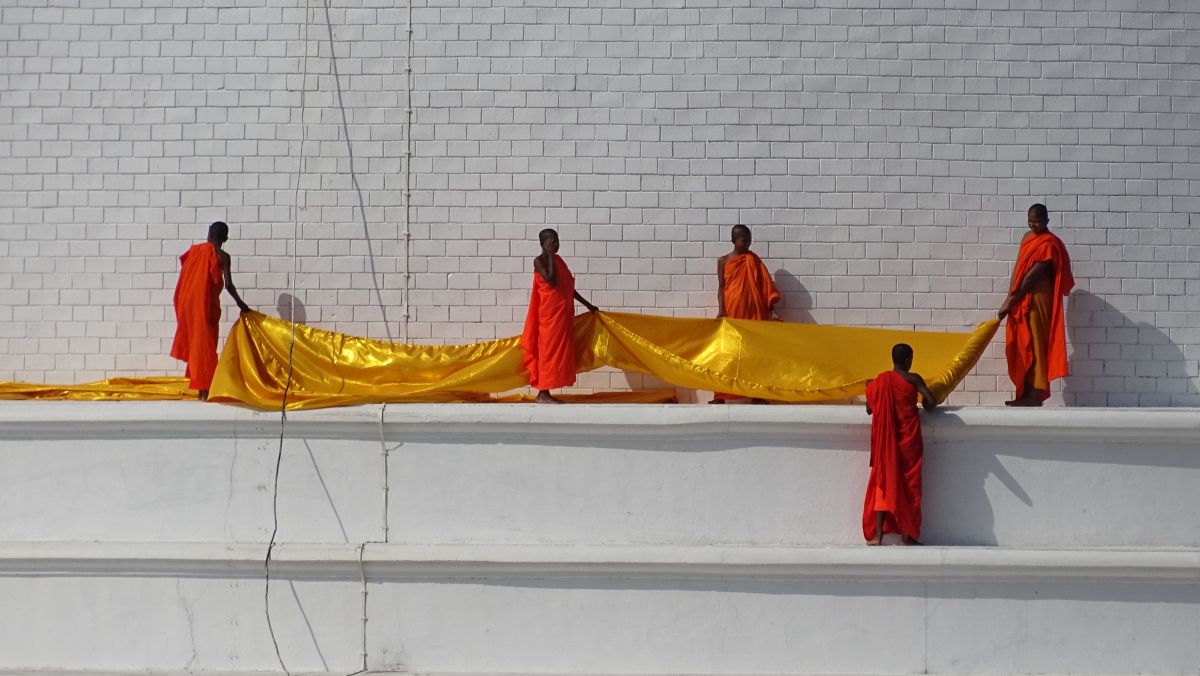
[2,541,1198,580]
[0,542,1196,675]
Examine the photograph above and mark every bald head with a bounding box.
[1026,204,1049,235]
[208,221,229,244]
[892,343,914,370]
[730,224,752,253]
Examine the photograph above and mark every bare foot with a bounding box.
[1005,394,1044,407]
[1005,387,1046,406]
[899,536,922,546]
[708,397,726,404]
[198,390,208,401]
[535,391,563,404]
[866,537,882,546]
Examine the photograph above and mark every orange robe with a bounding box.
[1005,232,1074,401]
[863,370,924,542]
[721,251,781,321]
[715,251,781,400]
[170,242,224,391]
[520,254,577,391]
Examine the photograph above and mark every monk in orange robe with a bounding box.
[863,343,938,546]
[997,204,1074,406]
[520,228,598,404]
[711,224,782,404]
[170,221,251,400]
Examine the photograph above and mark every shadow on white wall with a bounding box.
[1064,290,1198,407]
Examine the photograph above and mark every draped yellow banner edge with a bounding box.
[205,311,998,410]
[0,312,998,409]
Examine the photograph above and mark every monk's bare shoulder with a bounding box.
[219,249,232,268]
[532,255,552,282]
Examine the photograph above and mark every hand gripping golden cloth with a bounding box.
[204,311,999,411]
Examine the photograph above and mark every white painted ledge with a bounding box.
[1,542,1196,582]
[0,673,333,676]
[2,401,1197,548]
[0,672,1172,676]
[0,672,958,676]
[0,400,1196,445]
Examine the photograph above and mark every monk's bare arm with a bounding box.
[998,260,1052,318]
[716,255,729,317]
[998,233,1029,317]
[574,290,599,313]
[864,379,872,415]
[1015,260,1053,295]
[533,254,555,286]
[906,373,939,411]
[220,251,252,313]
[1005,232,1031,288]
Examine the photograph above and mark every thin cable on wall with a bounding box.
[401,0,414,342]
[262,2,411,672]
[262,0,313,672]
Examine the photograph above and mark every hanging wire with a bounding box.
[262,2,411,672]
[261,0,313,672]
[401,0,414,341]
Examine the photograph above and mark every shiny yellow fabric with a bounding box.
[583,312,999,404]
[0,373,675,405]
[0,312,995,408]
[205,311,998,410]
[0,377,195,401]
[209,311,529,408]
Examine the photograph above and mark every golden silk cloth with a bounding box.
[0,377,195,401]
[204,311,998,410]
[0,376,673,405]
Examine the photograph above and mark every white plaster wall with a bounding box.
[0,433,385,544]
[0,402,1197,674]
[2,547,1196,675]
[391,405,1200,548]
[0,574,363,673]
[1,402,1197,548]
[1,1,1198,406]
[366,577,1200,675]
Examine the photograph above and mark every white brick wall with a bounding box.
[1,0,1198,406]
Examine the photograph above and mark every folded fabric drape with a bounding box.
[0,376,196,401]
[205,311,998,410]
[0,312,997,409]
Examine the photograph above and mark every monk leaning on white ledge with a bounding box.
[863,343,937,546]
